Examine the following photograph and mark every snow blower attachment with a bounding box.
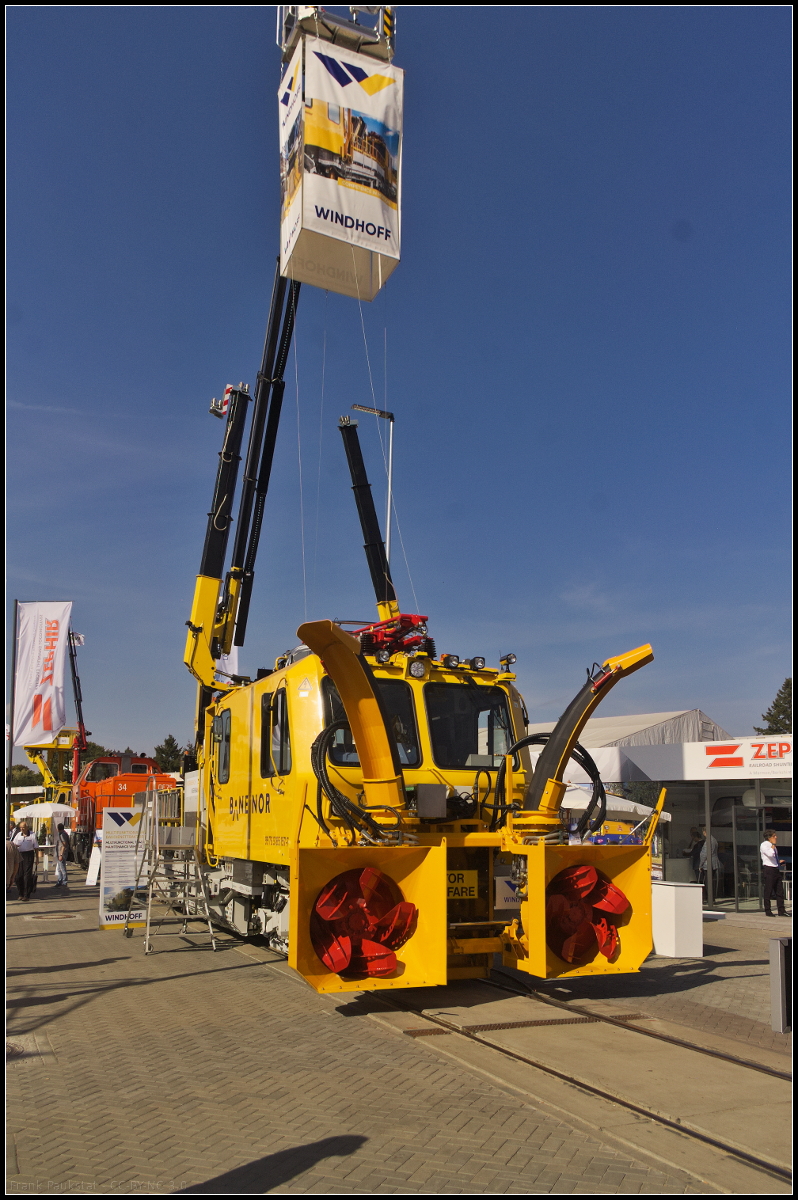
[290,845,447,994]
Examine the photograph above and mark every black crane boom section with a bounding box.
[338,418,397,607]
[232,266,301,646]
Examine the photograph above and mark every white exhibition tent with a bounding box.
[12,803,78,821]
[559,786,671,822]
[526,709,731,748]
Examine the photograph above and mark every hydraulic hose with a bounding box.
[310,721,398,843]
[490,733,606,836]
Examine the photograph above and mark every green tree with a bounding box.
[154,734,183,772]
[754,678,792,734]
[10,763,43,787]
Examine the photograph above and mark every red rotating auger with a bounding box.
[545,864,631,965]
[310,867,417,979]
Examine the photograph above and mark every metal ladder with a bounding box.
[123,780,218,952]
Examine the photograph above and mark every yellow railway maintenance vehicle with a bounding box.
[23,729,77,811]
[179,7,664,995]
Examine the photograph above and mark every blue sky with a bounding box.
[7,6,791,756]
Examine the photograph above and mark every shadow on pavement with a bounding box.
[6,957,269,1036]
[7,958,128,975]
[174,1135,368,1193]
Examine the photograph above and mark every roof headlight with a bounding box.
[468,656,486,671]
[442,654,460,670]
[376,648,392,664]
[500,653,517,669]
[408,658,426,679]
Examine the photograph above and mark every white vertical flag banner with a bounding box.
[14,601,73,746]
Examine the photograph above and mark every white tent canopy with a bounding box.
[12,803,77,821]
[526,709,730,748]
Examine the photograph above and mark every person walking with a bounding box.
[11,822,39,901]
[54,822,71,888]
[761,828,789,917]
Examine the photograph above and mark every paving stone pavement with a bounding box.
[6,880,706,1196]
[522,910,792,1057]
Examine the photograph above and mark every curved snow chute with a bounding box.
[298,619,405,814]
[525,644,654,825]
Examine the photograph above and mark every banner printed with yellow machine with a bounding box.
[279,35,403,300]
[99,809,146,928]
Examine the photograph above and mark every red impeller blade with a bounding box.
[561,919,598,964]
[315,878,358,922]
[592,916,620,960]
[548,864,599,899]
[358,867,383,904]
[375,901,417,950]
[310,914,353,973]
[347,939,397,978]
[590,875,630,916]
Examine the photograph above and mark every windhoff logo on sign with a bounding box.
[313,206,393,241]
[280,58,301,106]
[105,810,141,827]
[291,254,359,285]
[313,51,396,97]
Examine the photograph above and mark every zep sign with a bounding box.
[685,736,793,780]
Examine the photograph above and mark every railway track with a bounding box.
[483,969,791,1081]
[364,970,792,1190]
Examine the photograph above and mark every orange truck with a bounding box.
[73,754,177,867]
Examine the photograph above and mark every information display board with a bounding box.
[99,809,146,928]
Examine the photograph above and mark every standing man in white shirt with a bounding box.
[760,828,788,917]
[11,822,39,902]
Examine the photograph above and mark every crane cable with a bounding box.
[350,246,420,613]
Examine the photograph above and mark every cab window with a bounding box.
[425,683,514,769]
[261,690,291,777]
[86,762,119,782]
[218,709,231,784]
[323,678,421,767]
[130,763,149,774]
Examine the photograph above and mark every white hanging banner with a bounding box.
[14,602,73,746]
[280,35,403,300]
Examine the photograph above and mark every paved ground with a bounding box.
[515,909,792,1060]
[6,874,791,1196]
